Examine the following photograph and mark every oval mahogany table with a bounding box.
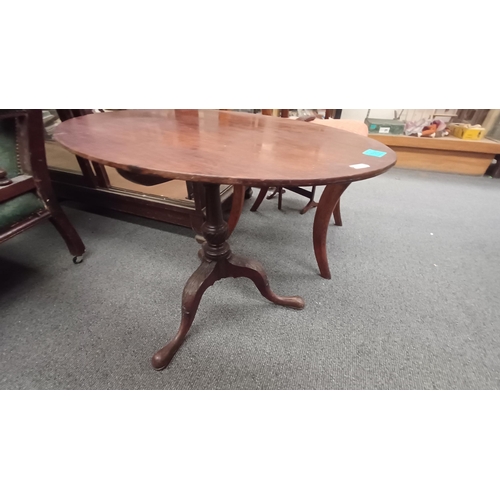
[54,109,396,370]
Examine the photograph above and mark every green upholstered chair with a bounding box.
[0,110,85,262]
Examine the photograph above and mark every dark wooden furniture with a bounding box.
[54,109,395,370]
[48,110,237,235]
[251,114,317,214]
[250,111,348,215]
[0,110,85,262]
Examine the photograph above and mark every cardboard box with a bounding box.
[365,118,405,135]
[449,123,486,140]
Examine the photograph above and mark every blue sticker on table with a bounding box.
[363,149,387,158]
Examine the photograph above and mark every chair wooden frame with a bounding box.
[0,110,85,262]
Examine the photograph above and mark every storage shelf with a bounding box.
[369,133,500,155]
[369,133,500,176]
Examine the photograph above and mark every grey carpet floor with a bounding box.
[1,168,499,389]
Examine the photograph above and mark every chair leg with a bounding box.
[299,186,319,215]
[227,185,246,237]
[49,208,86,263]
[267,187,281,199]
[333,197,342,226]
[278,187,283,210]
[300,199,318,214]
[250,187,268,212]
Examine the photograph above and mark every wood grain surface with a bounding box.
[54,110,396,187]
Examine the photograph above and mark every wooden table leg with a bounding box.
[227,185,246,237]
[152,183,305,370]
[333,198,342,226]
[312,183,350,279]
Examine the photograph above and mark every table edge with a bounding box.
[53,138,396,186]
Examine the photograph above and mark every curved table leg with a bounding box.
[152,260,218,370]
[333,197,342,226]
[250,187,268,212]
[227,254,305,309]
[313,183,350,279]
[227,185,246,236]
[152,183,304,370]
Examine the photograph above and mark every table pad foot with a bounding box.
[151,254,304,370]
[226,254,305,310]
[152,182,304,371]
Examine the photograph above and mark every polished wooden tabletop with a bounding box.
[54,110,396,187]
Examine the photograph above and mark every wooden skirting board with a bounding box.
[369,133,500,176]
